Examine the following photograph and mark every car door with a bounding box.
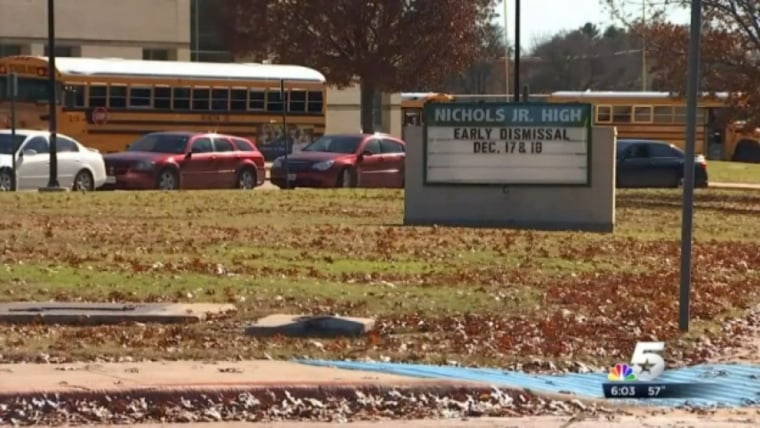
[212,137,238,188]
[54,136,82,186]
[16,136,50,190]
[617,143,652,188]
[355,138,383,188]
[379,138,406,188]
[180,137,216,189]
[647,143,682,187]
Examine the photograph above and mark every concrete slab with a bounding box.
[245,314,375,338]
[0,302,236,325]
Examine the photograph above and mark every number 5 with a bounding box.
[630,341,665,381]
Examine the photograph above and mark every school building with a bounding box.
[0,0,403,137]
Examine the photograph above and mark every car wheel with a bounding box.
[236,167,256,189]
[672,171,682,188]
[337,167,356,188]
[0,168,13,191]
[156,168,179,190]
[72,169,94,191]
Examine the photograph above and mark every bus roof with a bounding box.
[551,91,731,99]
[14,56,326,83]
[401,92,442,100]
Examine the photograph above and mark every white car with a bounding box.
[0,130,107,191]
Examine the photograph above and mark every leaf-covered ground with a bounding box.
[0,188,758,370]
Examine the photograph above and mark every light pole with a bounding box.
[44,0,61,190]
[678,0,703,332]
[641,0,647,91]
[513,0,521,101]
[503,0,509,101]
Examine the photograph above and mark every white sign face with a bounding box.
[423,103,592,185]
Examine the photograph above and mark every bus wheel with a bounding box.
[0,168,13,191]
[156,169,179,190]
[236,167,256,189]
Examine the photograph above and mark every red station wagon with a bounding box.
[270,133,406,188]
[102,132,266,190]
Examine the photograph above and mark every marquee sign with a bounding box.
[423,103,592,185]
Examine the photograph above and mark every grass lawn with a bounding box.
[0,188,758,369]
[709,160,760,183]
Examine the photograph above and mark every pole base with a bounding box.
[38,186,69,193]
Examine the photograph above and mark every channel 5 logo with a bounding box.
[608,341,666,382]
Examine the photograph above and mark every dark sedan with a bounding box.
[616,139,708,188]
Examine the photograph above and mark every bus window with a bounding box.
[230,88,247,111]
[65,84,86,108]
[109,85,127,108]
[154,86,171,110]
[596,105,612,123]
[192,87,210,110]
[89,85,107,107]
[654,106,672,123]
[248,89,265,111]
[307,91,323,113]
[129,86,152,108]
[172,87,191,110]
[612,106,631,122]
[289,90,307,112]
[211,88,229,111]
[633,106,653,123]
[267,89,285,112]
[696,108,707,124]
[673,107,686,123]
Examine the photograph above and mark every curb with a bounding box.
[0,380,612,407]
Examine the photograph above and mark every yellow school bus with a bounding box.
[400,92,454,126]
[546,91,755,160]
[0,55,326,158]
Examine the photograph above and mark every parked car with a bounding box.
[616,139,708,188]
[102,132,265,190]
[270,133,406,189]
[0,129,106,191]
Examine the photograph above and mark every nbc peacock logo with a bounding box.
[608,363,637,381]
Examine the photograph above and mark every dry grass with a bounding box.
[0,188,758,369]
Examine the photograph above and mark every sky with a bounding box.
[496,0,692,49]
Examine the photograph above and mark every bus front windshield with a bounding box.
[0,76,61,103]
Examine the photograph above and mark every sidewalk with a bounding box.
[0,360,475,397]
[710,181,760,190]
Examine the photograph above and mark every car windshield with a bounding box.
[128,134,189,154]
[302,135,362,154]
[0,134,28,155]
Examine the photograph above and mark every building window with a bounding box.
[44,45,78,57]
[0,44,22,56]
[143,49,170,61]
[190,0,233,62]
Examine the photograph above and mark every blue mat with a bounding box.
[297,360,760,408]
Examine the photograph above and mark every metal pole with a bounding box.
[281,79,289,190]
[641,0,647,91]
[503,0,509,101]
[193,0,200,61]
[513,0,520,101]
[46,0,60,188]
[9,73,17,191]
[679,0,702,332]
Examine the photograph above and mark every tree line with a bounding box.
[216,0,760,131]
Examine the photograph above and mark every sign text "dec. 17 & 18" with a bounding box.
[423,103,592,186]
